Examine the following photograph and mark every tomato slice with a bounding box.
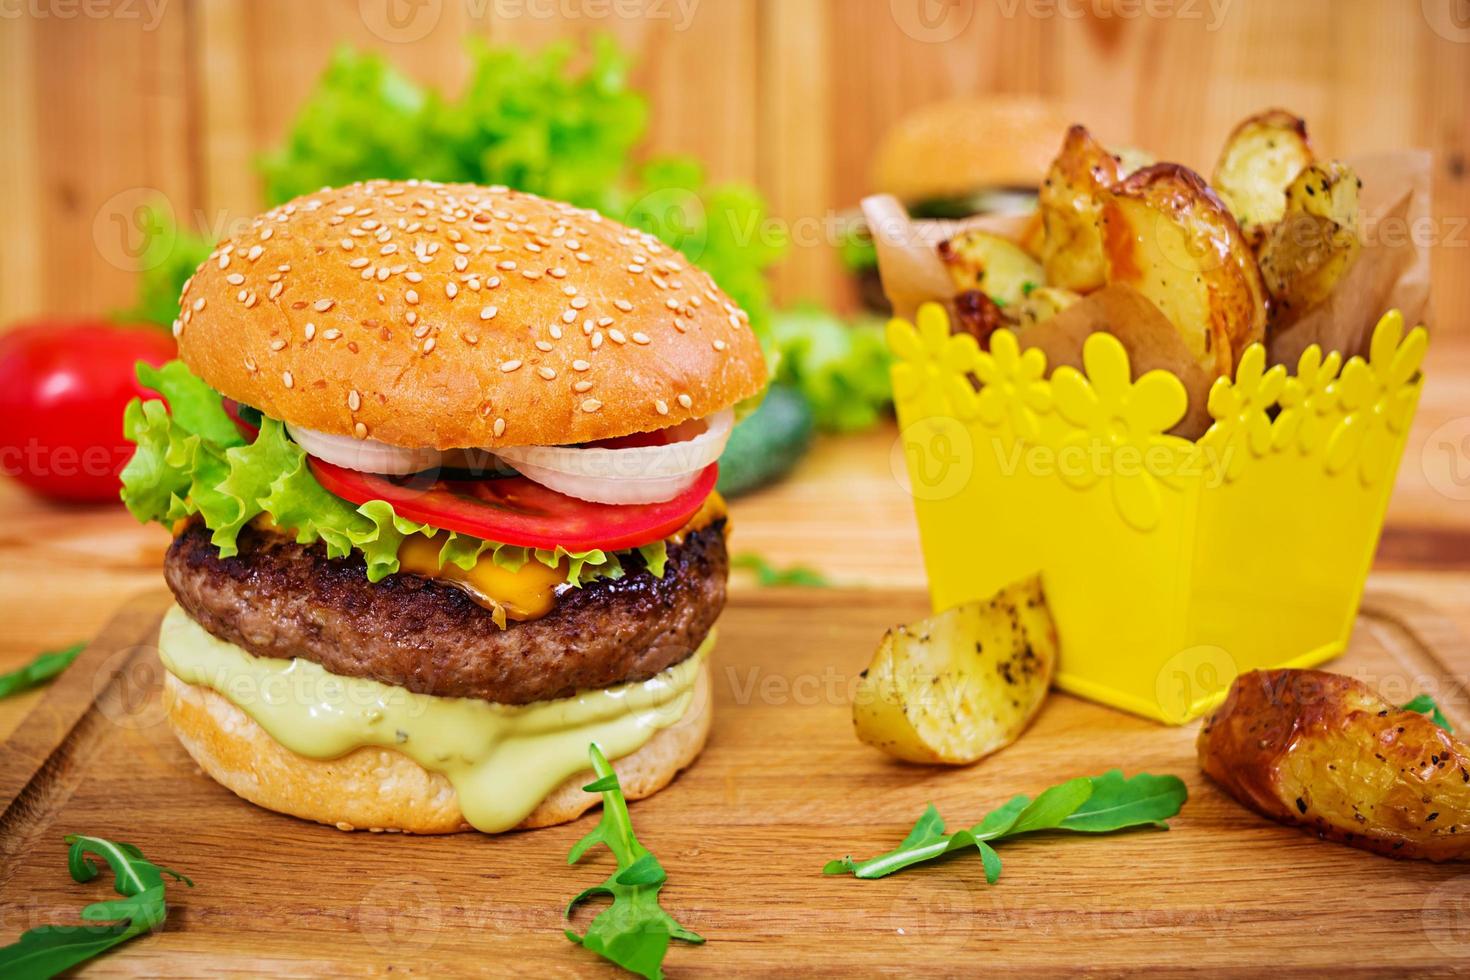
[309,457,718,552]
[222,398,260,441]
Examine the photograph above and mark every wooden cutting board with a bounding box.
[2,589,1468,977]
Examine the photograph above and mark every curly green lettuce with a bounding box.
[120,361,666,588]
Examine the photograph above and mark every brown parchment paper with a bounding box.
[862,150,1433,441]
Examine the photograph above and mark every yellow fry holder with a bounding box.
[889,304,1427,724]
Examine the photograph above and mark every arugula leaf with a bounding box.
[824,771,1187,881]
[565,744,703,979]
[731,553,830,588]
[0,643,84,700]
[1402,694,1455,733]
[0,835,191,978]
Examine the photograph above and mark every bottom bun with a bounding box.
[162,661,712,834]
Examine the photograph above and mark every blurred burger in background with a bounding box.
[845,96,1079,313]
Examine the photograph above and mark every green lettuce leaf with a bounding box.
[120,362,667,589]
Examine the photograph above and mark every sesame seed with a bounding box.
[488,277,501,289]
[282,370,294,389]
[323,328,341,340]
[608,329,627,345]
[493,417,506,437]
[445,282,458,299]
[261,227,274,240]
[628,264,644,274]
[614,299,633,313]
[498,261,516,271]
[247,245,263,261]
[550,267,567,279]
[304,323,316,340]
[521,269,541,280]
[314,299,334,312]
[562,285,578,296]
[581,398,603,413]
[380,244,398,256]
[591,333,604,350]
[480,306,497,320]
[576,252,591,262]
[535,340,553,352]
[500,359,522,372]
[573,380,593,393]
[270,338,286,351]
[677,393,693,409]
[422,337,436,354]
[269,282,284,300]
[245,292,258,308]
[570,297,589,310]
[340,239,355,250]
[713,339,727,351]
[355,422,368,439]
[526,242,542,253]
[218,254,230,270]
[193,297,207,312]
[244,355,258,373]
[226,273,245,286]
[572,359,590,372]
[538,366,556,380]
[462,332,479,345]
[171,319,182,337]
[665,298,681,310]
[348,390,362,411]
[655,399,669,415]
[414,324,430,338]
[406,311,418,325]
[598,316,614,327]
[405,290,419,305]
[550,324,564,340]
[405,271,423,283]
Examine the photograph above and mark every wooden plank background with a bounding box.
[1,0,1467,333]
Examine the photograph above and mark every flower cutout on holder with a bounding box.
[1272,344,1343,454]
[888,303,981,420]
[972,329,1052,440]
[1051,331,1190,532]
[1324,311,1428,486]
[1200,344,1288,482]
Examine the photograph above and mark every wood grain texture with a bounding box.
[0,0,1465,335]
[0,589,1467,976]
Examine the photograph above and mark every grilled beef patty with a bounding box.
[164,519,727,705]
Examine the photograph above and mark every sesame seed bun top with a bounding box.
[174,180,767,449]
[871,97,1080,203]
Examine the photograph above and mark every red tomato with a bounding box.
[0,320,175,502]
[309,457,718,552]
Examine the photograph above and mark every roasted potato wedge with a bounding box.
[853,575,1057,765]
[1013,286,1081,331]
[938,229,1045,307]
[1257,161,1363,326]
[1199,669,1470,861]
[1212,109,1315,249]
[1038,125,1120,293]
[1111,145,1156,180]
[1100,163,1268,379]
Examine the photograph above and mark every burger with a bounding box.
[121,180,766,834]
[847,96,1080,312]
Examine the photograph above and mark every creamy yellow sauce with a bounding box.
[158,605,709,833]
